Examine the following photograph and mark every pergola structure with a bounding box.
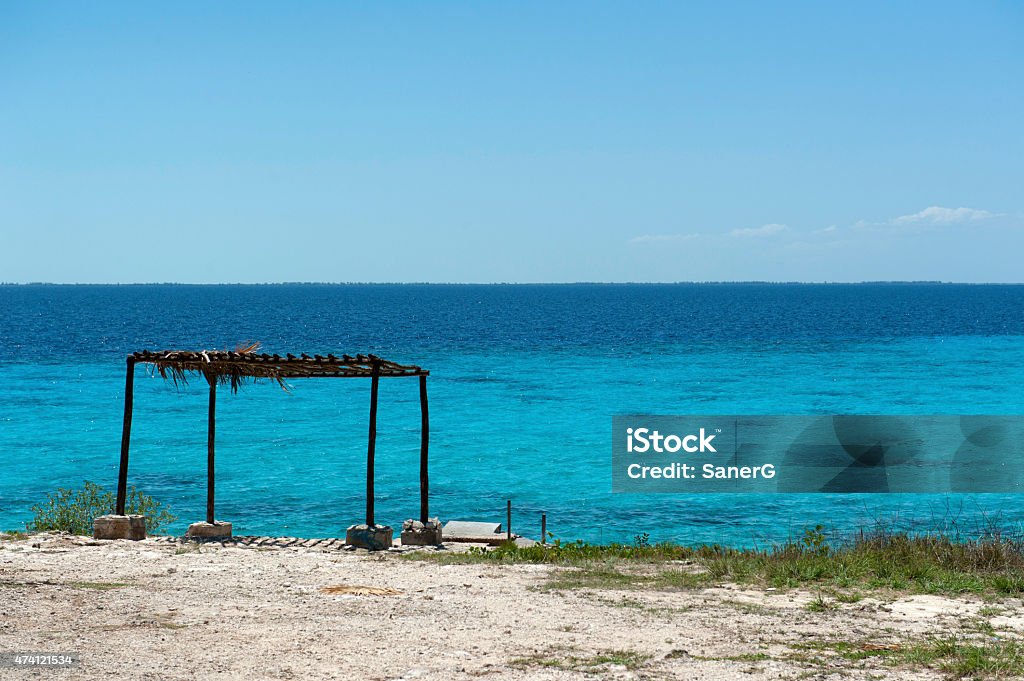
[115,346,430,529]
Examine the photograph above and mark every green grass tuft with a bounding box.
[511,648,651,671]
[408,530,1024,596]
[69,581,131,590]
[792,636,1024,678]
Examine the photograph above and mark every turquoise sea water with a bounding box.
[2,284,1024,546]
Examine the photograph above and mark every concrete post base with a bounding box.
[346,524,394,550]
[401,517,443,546]
[185,521,233,538]
[93,514,147,540]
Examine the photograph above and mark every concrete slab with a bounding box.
[442,520,510,545]
[93,514,146,540]
[401,518,443,546]
[345,524,394,551]
[186,521,233,538]
[443,520,502,537]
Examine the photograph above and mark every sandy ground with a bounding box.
[0,533,1018,680]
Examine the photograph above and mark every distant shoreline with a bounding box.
[6,281,1023,287]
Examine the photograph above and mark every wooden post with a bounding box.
[116,357,136,515]
[506,500,512,541]
[207,379,216,524]
[366,363,380,526]
[541,513,547,545]
[419,375,429,523]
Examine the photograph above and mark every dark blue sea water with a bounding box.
[2,283,1024,546]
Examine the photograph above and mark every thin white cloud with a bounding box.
[628,233,699,244]
[730,223,788,238]
[783,238,850,252]
[891,206,999,225]
[815,225,839,234]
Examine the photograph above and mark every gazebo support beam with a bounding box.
[207,380,216,524]
[115,357,136,515]
[419,375,429,523]
[366,364,380,526]
[185,379,232,538]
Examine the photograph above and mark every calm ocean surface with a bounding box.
[2,283,1024,546]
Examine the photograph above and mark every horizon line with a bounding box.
[3,280,1024,286]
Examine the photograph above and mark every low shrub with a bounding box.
[28,481,176,535]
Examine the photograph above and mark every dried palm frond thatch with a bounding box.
[131,343,427,394]
[319,584,403,596]
[148,342,286,393]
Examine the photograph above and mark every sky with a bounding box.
[1,2,1022,283]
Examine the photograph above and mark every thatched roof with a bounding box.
[131,343,428,392]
